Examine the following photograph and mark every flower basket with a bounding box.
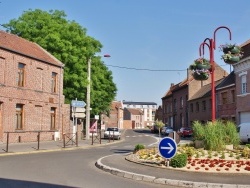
[192,71,209,81]
[220,43,243,65]
[190,58,211,70]
[225,55,241,64]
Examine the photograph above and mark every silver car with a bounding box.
[161,126,174,136]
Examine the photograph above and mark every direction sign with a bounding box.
[71,100,86,107]
[158,137,177,159]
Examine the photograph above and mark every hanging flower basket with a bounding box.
[219,43,243,64]
[192,70,210,81]
[225,55,241,65]
[190,58,211,70]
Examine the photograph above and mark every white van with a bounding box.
[238,123,250,143]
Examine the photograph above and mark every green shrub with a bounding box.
[192,121,205,141]
[134,144,145,153]
[246,144,250,149]
[223,121,240,146]
[170,153,187,168]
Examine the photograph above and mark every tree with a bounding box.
[3,9,117,116]
[155,119,164,141]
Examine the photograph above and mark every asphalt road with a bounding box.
[0,129,175,188]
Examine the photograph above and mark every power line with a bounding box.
[105,64,187,72]
[105,63,229,72]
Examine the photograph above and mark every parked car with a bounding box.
[161,126,174,136]
[150,125,161,133]
[178,127,193,137]
[104,127,121,140]
[238,123,250,143]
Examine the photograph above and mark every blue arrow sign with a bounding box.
[71,100,86,107]
[158,137,177,159]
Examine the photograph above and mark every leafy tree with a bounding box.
[3,9,117,116]
[155,119,164,140]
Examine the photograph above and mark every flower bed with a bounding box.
[131,147,250,173]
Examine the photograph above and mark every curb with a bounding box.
[96,154,248,188]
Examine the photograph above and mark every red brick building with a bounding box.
[123,108,144,129]
[216,71,236,122]
[0,31,70,143]
[233,40,250,124]
[101,101,123,129]
[162,64,228,130]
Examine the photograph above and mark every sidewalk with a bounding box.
[0,136,118,156]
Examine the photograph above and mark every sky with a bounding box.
[0,0,250,106]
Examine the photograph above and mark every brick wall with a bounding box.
[0,48,69,143]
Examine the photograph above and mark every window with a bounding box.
[241,75,247,94]
[173,99,177,112]
[231,90,235,103]
[202,100,206,111]
[17,63,25,87]
[50,107,56,130]
[196,102,199,112]
[190,103,193,112]
[51,72,57,93]
[221,92,228,104]
[0,57,5,84]
[16,104,24,130]
[180,97,183,108]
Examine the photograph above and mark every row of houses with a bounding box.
[160,40,250,131]
[105,40,250,132]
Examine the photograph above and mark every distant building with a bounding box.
[122,101,157,128]
[123,108,144,129]
[101,101,123,129]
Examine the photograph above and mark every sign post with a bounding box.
[71,99,86,140]
[158,137,177,162]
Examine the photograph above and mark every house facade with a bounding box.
[162,64,228,130]
[123,108,144,129]
[216,71,236,122]
[101,101,123,129]
[233,40,250,124]
[0,31,70,143]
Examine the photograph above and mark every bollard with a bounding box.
[63,133,66,148]
[5,132,9,152]
[37,132,40,150]
[76,132,78,147]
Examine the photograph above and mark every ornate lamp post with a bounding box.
[198,26,232,122]
[85,54,110,139]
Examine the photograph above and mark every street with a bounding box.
[0,129,175,188]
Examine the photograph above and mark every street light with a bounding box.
[85,54,111,140]
[198,26,231,122]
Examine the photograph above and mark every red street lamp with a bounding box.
[198,26,232,122]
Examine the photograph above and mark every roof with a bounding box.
[111,101,123,109]
[162,78,190,99]
[123,101,157,105]
[189,79,224,101]
[216,71,235,90]
[125,108,143,115]
[0,30,63,67]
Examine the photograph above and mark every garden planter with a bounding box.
[193,72,209,81]
[230,46,241,54]
[225,56,240,64]
[194,140,204,149]
[196,63,211,70]
[225,144,233,150]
